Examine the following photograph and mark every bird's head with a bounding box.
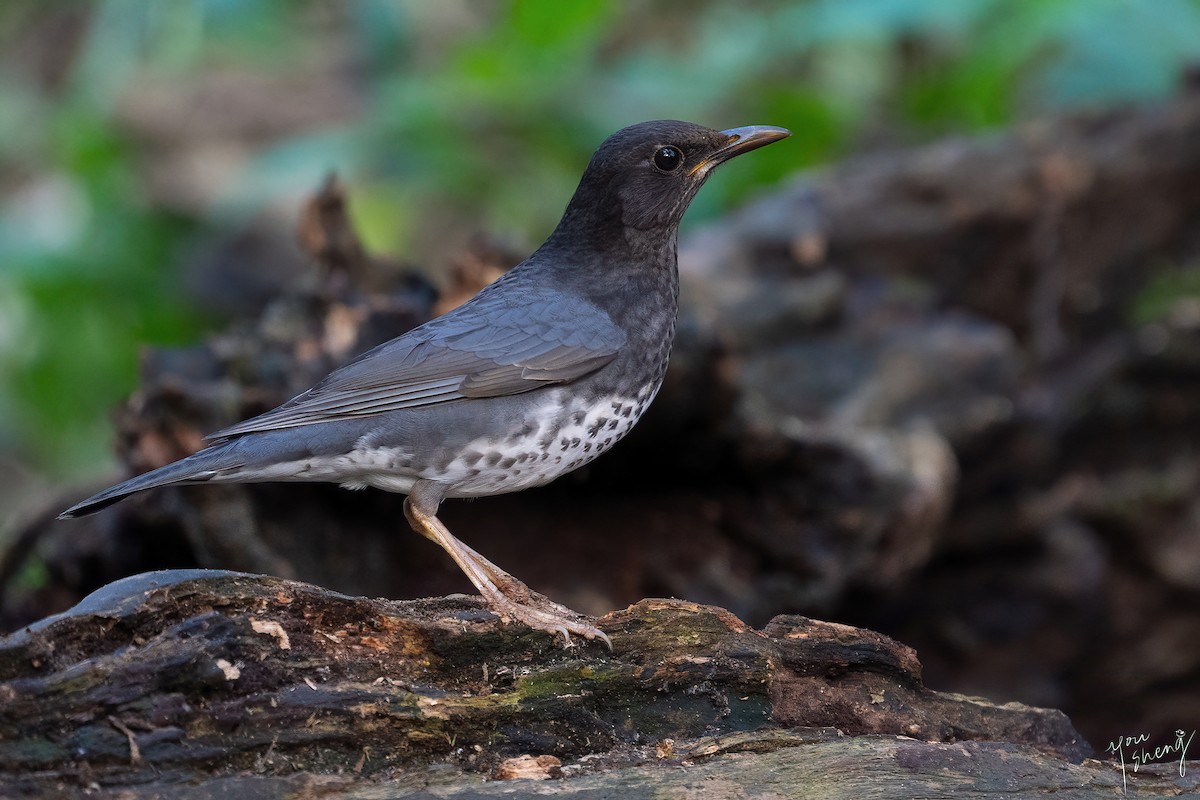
[554,120,790,243]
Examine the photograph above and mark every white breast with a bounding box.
[429,387,657,497]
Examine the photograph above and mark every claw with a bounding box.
[487,597,611,649]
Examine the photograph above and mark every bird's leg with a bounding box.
[404,481,611,649]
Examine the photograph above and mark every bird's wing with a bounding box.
[208,286,624,439]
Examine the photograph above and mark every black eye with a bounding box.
[654,146,683,172]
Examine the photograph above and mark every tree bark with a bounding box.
[8,568,1185,798]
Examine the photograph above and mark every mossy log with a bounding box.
[5,569,1193,797]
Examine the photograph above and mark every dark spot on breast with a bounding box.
[620,406,633,418]
[587,417,608,438]
[485,452,502,467]
[583,443,591,452]
[560,438,570,451]
[572,409,586,425]
[499,457,517,469]
[571,437,581,448]
[463,451,484,467]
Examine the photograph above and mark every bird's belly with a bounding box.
[245,387,659,497]
[438,387,655,497]
[334,387,647,498]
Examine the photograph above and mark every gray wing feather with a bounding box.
[208,284,624,439]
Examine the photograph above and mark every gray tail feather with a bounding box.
[58,442,243,519]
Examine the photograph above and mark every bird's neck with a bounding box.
[533,175,681,337]
[528,226,679,364]
[541,181,680,272]
[534,225,678,301]
[544,191,624,254]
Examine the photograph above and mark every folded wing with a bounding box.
[209,286,624,439]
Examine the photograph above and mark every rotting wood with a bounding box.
[2,569,1196,797]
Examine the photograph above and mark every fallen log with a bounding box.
[4,569,1196,797]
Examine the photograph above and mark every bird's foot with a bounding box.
[404,489,612,649]
[442,530,612,648]
[481,585,612,650]
[468,554,611,649]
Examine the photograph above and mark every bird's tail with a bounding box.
[58,441,245,519]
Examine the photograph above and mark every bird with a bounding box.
[60,120,791,648]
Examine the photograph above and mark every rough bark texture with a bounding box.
[8,568,1175,798]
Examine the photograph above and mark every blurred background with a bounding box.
[3,0,1200,754]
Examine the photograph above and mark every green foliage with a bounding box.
[0,107,209,476]
[2,0,1200,480]
[1132,265,1200,326]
